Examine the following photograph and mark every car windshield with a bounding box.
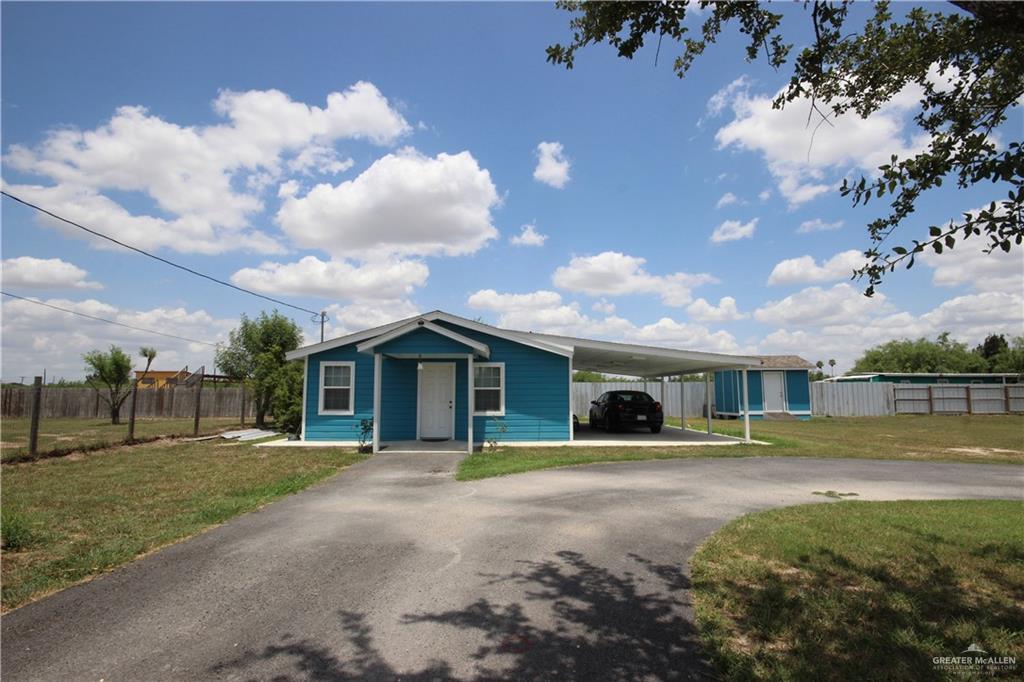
[610,391,653,402]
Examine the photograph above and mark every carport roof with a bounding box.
[518,331,761,377]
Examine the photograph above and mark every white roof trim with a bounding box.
[285,313,423,361]
[421,311,575,358]
[523,331,761,368]
[355,319,490,358]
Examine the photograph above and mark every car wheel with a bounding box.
[589,415,598,430]
[650,425,662,434]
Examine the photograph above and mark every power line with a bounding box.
[1,291,220,347]
[1,191,324,320]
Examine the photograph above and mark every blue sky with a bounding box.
[2,2,1021,381]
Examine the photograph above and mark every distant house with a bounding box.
[714,355,814,421]
[826,372,1020,385]
[134,368,190,389]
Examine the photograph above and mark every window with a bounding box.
[473,363,505,416]
[319,361,354,415]
[936,378,949,384]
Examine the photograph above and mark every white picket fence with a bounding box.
[572,382,710,418]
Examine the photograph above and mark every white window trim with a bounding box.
[319,361,355,416]
[472,362,505,416]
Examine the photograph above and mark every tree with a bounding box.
[852,332,988,373]
[216,311,302,428]
[974,333,1009,370]
[828,359,836,377]
[271,360,305,435]
[990,336,1024,375]
[573,370,609,382]
[84,345,157,424]
[547,1,1024,295]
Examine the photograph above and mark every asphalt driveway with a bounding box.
[3,453,1021,681]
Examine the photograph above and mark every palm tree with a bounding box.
[828,358,836,377]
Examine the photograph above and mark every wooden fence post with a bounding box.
[127,379,139,442]
[28,376,42,457]
[239,385,246,426]
[192,377,203,436]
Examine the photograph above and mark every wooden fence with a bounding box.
[893,383,1024,415]
[572,381,711,418]
[1,385,255,419]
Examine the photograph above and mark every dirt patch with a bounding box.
[946,446,1024,457]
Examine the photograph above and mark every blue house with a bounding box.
[714,355,814,420]
[286,311,765,451]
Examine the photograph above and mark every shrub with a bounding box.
[1,508,37,551]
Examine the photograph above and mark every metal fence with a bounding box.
[572,381,710,418]
[1,385,255,419]
[811,382,895,417]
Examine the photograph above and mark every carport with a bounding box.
[525,331,762,442]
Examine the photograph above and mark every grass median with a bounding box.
[691,499,1024,680]
[456,415,1023,480]
[1,436,364,611]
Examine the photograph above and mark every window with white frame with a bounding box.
[473,363,505,415]
[319,361,354,415]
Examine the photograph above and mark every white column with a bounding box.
[467,354,474,454]
[741,367,751,443]
[568,359,574,441]
[300,357,308,441]
[679,374,686,430]
[705,373,712,434]
[372,352,382,453]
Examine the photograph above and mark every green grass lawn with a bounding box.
[691,500,1024,680]
[0,417,243,462]
[1,437,364,611]
[456,415,1023,480]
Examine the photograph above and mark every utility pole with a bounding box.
[320,311,327,342]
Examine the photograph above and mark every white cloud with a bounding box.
[552,251,717,306]
[5,82,409,254]
[316,299,421,343]
[277,148,500,259]
[710,218,758,243]
[706,76,752,118]
[533,141,571,189]
[797,218,844,233]
[230,256,428,300]
[509,222,548,247]
[0,296,236,381]
[2,256,103,290]
[754,283,892,326]
[592,299,616,315]
[686,296,748,322]
[767,249,864,285]
[466,289,739,353]
[758,189,771,201]
[713,80,928,206]
[920,214,1024,294]
[715,192,740,209]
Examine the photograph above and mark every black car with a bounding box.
[588,390,664,433]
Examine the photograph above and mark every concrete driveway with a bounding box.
[3,453,1020,681]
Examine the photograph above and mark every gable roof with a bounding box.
[355,319,490,358]
[755,355,815,369]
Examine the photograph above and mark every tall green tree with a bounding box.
[852,332,988,373]
[974,333,1009,370]
[84,345,157,424]
[547,1,1024,295]
[989,336,1024,375]
[216,311,302,428]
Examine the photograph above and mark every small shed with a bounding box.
[714,355,814,420]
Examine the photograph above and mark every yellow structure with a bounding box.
[135,369,189,389]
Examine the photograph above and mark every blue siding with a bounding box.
[374,327,477,356]
[748,371,764,412]
[304,321,572,442]
[304,344,374,441]
[785,370,811,412]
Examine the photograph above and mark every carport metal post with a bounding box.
[678,374,685,429]
[705,373,712,434]
[466,354,474,454]
[741,367,751,442]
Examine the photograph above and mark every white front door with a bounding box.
[763,372,786,412]
[418,363,455,440]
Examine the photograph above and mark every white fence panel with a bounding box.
[930,385,969,414]
[969,385,1006,414]
[572,382,709,418]
[1006,385,1024,414]
[812,382,895,417]
[894,385,932,414]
